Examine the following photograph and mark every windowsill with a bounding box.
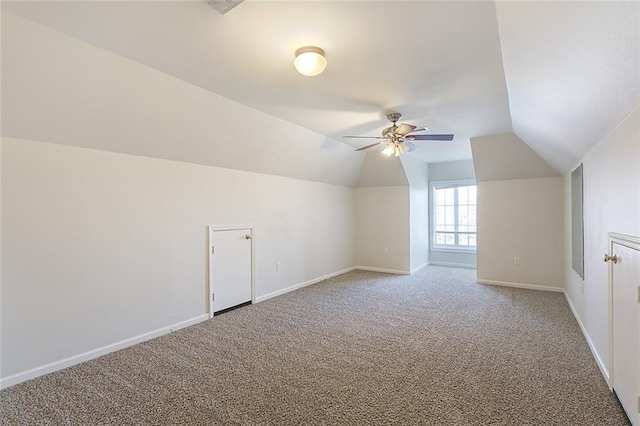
[431,247,477,254]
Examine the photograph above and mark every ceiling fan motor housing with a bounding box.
[386,112,402,123]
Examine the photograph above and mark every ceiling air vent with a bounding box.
[206,0,244,15]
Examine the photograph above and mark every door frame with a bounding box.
[607,232,640,391]
[208,225,255,319]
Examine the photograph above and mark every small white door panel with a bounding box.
[209,227,253,316]
[610,236,640,425]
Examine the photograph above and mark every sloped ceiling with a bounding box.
[2,11,364,187]
[495,1,640,173]
[356,153,408,188]
[470,133,560,182]
[2,1,639,177]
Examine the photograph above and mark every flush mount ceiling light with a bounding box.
[294,46,327,76]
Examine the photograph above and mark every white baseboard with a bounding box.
[410,262,430,274]
[563,292,610,385]
[477,279,563,293]
[255,267,356,303]
[429,261,476,269]
[0,314,209,390]
[355,266,410,275]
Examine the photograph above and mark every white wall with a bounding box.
[354,152,411,273]
[0,10,364,387]
[355,186,410,273]
[477,177,564,290]
[564,106,640,379]
[428,160,477,267]
[1,138,355,383]
[354,153,429,274]
[401,156,430,272]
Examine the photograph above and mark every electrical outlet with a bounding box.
[276,261,281,271]
[514,257,520,265]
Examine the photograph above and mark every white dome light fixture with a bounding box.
[294,46,327,76]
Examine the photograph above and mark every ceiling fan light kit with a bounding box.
[381,141,410,157]
[294,46,327,76]
[343,112,454,156]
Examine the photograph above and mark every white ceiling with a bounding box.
[496,1,640,173]
[3,1,639,174]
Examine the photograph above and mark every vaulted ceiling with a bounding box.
[2,1,639,176]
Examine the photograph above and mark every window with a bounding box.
[431,181,477,251]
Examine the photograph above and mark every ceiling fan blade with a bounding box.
[394,123,417,136]
[343,135,382,139]
[407,134,454,141]
[355,141,383,151]
[406,126,429,134]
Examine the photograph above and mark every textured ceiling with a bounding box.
[496,1,640,173]
[2,1,639,174]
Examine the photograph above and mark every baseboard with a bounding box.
[410,262,430,274]
[477,279,563,293]
[255,267,356,303]
[429,261,476,269]
[563,292,610,385]
[355,266,410,275]
[0,314,209,390]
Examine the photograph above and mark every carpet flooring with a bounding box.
[0,266,630,425]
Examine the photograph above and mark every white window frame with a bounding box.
[430,179,477,253]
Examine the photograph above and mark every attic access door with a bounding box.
[608,233,640,425]
[209,226,254,317]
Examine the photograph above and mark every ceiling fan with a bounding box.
[343,113,454,156]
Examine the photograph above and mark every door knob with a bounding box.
[603,253,618,264]
[244,234,252,240]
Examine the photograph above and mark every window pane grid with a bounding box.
[433,184,477,249]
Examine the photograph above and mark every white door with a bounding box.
[610,236,640,425]
[209,227,253,316]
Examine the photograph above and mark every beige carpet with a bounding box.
[0,266,630,425]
